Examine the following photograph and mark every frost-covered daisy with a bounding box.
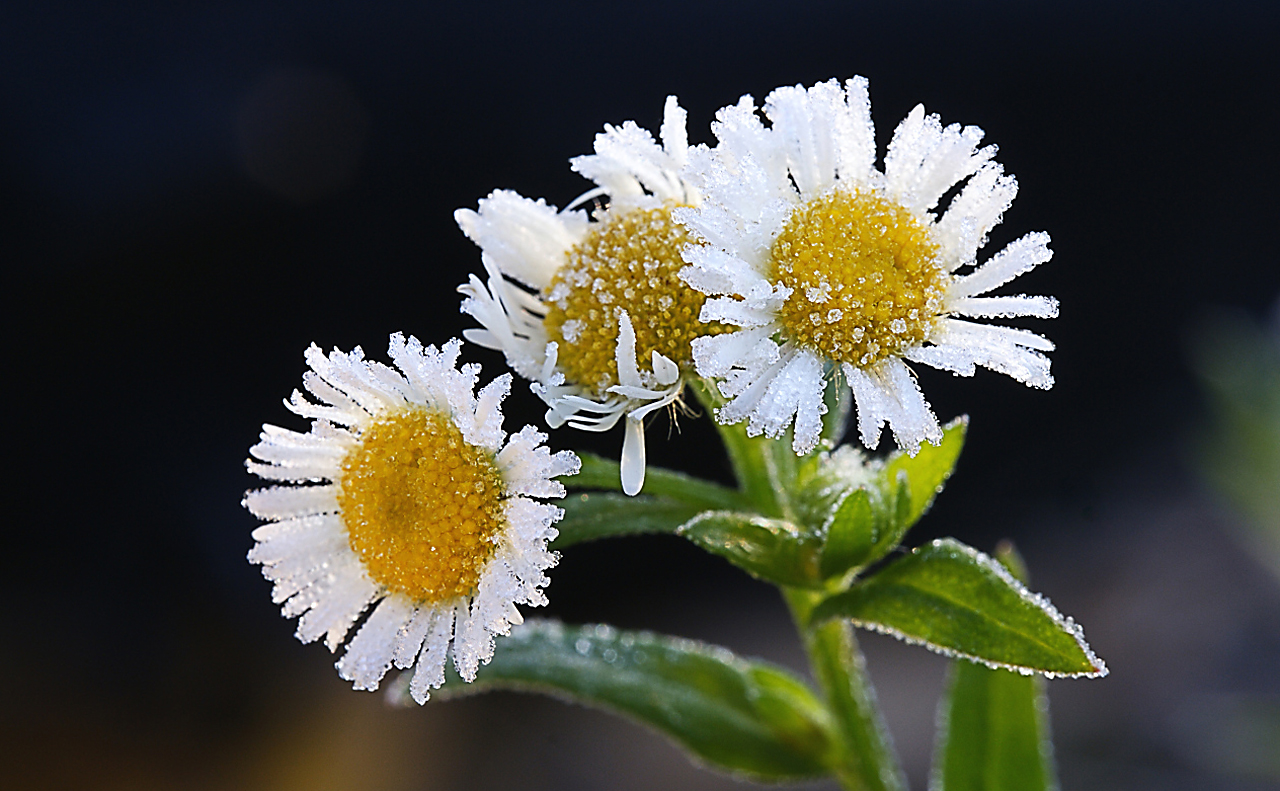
[457,97,730,495]
[677,77,1058,456]
[243,334,579,703]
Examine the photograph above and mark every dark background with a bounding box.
[5,1,1279,789]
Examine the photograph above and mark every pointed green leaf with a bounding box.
[933,540,1057,791]
[564,451,745,510]
[934,660,1055,791]
[551,493,703,550]
[792,417,965,576]
[678,511,824,587]
[820,488,876,578]
[879,416,967,531]
[421,620,837,779]
[811,538,1106,677]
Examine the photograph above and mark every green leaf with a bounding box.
[932,541,1057,791]
[866,470,913,562]
[820,488,876,579]
[790,417,966,577]
[551,493,703,550]
[424,620,837,779]
[678,511,824,587]
[564,451,745,510]
[811,538,1106,677]
[875,416,967,541]
[933,659,1056,791]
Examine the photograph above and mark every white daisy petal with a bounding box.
[765,81,842,200]
[692,327,780,379]
[949,231,1054,299]
[952,294,1060,319]
[455,190,587,290]
[621,417,647,496]
[651,352,680,386]
[336,595,416,691]
[886,106,992,215]
[660,95,690,169]
[932,318,1055,388]
[935,163,1019,271]
[392,605,432,669]
[837,76,876,183]
[410,604,456,704]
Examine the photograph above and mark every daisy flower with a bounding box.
[677,77,1058,456]
[457,97,730,495]
[243,334,579,704]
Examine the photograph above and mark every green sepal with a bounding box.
[418,620,838,780]
[881,416,967,530]
[811,538,1106,677]
[796,417,965,579]
[819,488,876,579]
[551,493,703,550]
[859,417,967,565]
[678,511,824,588]
[563,451,744,510]
[932,541,1057,791]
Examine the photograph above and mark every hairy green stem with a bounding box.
[692,377,904,789]
[786,588,907,791]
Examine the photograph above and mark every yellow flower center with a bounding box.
[770,188,948,367]
[543,203,729,397]
[337,408,506,603]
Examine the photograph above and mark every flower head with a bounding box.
[244,334,579,703]
[677,77,1058,456]
[457,97,729,494]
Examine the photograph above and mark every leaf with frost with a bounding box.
[931,541,1057,791]
[563,451,745,510]
[933,659,1056,791]
[678,511,824,587]
[879,416,967,532]
[551,493,704,550]
[811,538,1106,677]
[819,488,876,579]
[796,417,966,578]
[394,620,838,780]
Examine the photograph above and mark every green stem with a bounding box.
[785,588,907,791]
[692,374,901,789]
[689,379,793,517]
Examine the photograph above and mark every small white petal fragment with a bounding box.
[621,417,647,496]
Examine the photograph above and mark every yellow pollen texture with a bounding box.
[770,188,947,367]
[337,409,506,603]
[543,203,729,397]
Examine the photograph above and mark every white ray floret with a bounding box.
[677,77,1059,456]
[457,96,703,495]
[244,334,579,703]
